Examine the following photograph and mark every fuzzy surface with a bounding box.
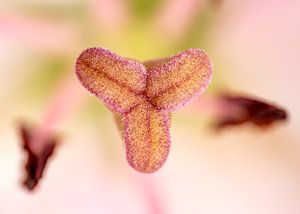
[76,47,212,172]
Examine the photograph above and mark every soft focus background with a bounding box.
[1,0,300,213]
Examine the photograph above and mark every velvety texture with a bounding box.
[76,47,212,172]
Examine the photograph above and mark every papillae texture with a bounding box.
[76,47,212,173]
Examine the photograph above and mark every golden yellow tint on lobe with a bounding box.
[124,102,170,173]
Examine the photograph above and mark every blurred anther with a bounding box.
[18,123,58,191]
[215,94,288,129]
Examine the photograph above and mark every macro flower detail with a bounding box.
[76,47,212,173]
